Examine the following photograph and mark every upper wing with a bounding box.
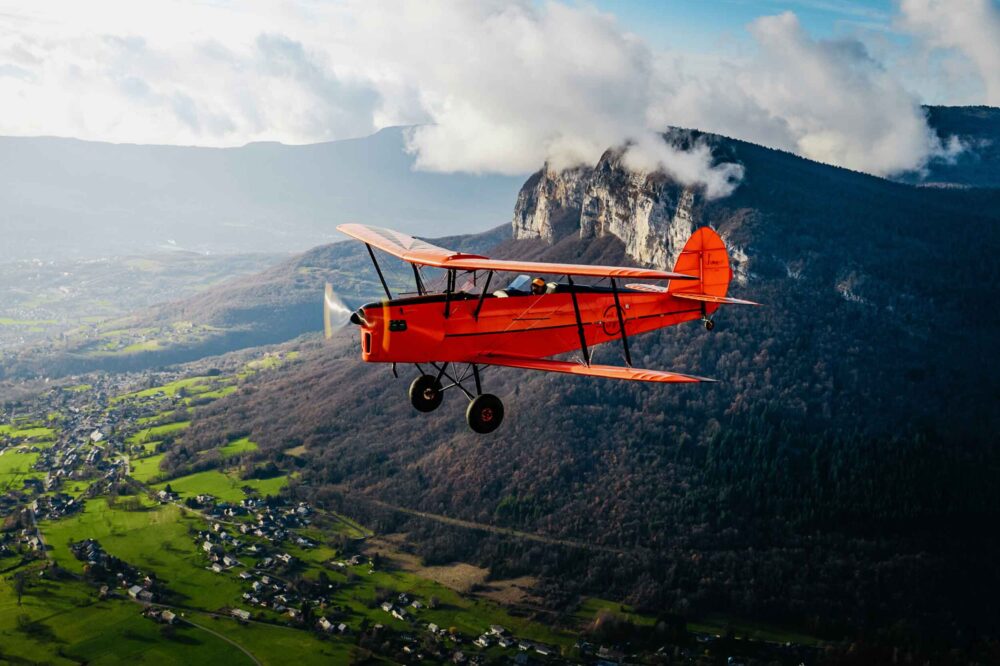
[338,223,696,280]
[337,223,465,265]
[474,353,715,383]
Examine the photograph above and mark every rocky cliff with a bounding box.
[511,131,729,269]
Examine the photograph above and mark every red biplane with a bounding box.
[328,223,758,433]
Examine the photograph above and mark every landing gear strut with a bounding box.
[703,318,715,331]
[409,363,505,434]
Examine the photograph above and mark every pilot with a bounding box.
[530,277,546,295]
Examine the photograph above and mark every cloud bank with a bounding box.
[0,0,996,193]
[898,0,1000,106]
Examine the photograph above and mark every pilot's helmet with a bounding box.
[531,277,546,293]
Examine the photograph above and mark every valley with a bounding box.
[0,349,824,665]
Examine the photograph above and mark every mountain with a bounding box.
[896,105,1000,188]
[170,114,1000,644]
[0,127,522,261]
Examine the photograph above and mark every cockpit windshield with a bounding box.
[505,274,532,292]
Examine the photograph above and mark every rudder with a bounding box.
[668,227,731,298]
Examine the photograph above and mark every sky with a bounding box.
[0,0,997,191]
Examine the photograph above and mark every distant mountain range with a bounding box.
[0,127,522,261]
[2,106,997,265]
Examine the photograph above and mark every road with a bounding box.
[359,496,635,556]
[183,616,263,666]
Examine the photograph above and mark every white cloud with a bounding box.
[649,12,950,176]
[897,0,1000,106]
[0,0,994,187]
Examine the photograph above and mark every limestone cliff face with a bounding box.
[511,148,706,269]
[578,149,699,268]
[511,164,591,243]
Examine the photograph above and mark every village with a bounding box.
[0,362,600,664]
[1,359,824,665]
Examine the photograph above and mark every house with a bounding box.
[222,555,238,567]
[137,590,154,602]
[490,625,506,636]
[231,608,251,621]
[127,585,144,599]
[211,563,223,573]
[391,609,408,622]
[411,600,423,609]
[161,610,177,624]
[276,553,293,564]
[428,623,440,634]
[318,617,334,632]
[239,572,253,580]
[474,635,492,648]
[381,601,394,613]
[498,637,515,649]
[337,623,348,634]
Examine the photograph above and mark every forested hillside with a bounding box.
[174,128,1000,646]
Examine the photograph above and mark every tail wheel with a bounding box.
[409,375,443,412]
[466,394,504,434]
[704,319,715,331]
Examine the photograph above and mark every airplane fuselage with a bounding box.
[353,286,718,364]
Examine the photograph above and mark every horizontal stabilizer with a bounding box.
[474,353,715,383]
[624,283,759,305]
[670,292,760,306]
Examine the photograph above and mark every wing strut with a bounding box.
[567,276,591,366]
[473,270,493,321]
[366,244,392,299]
[443,270,455,318]
[610,278,632,367]
[412,264,426,295]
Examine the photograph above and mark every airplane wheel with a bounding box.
[409,375,443,412]
[466,394,504,434]
[704,319,715,331]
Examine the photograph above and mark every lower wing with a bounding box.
[473,353,715,383]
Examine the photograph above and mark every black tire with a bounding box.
[409,375,443,412]
[466,394,504,434]
[704,319,715,331]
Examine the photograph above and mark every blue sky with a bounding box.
[594,0,904,51]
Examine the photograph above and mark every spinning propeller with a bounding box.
[323,283,352,339]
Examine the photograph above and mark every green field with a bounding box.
[41,499,247,611]
[218,437,258,458]
[153,470,288,502]
[0,562,257,665]
[0,449,42,490]
[185,611,358,665]
[0,424,56,442]
[131,454,166,482]
[127,421,190,445]
[115,377,218,403]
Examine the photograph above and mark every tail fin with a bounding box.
[668,227,732,298]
